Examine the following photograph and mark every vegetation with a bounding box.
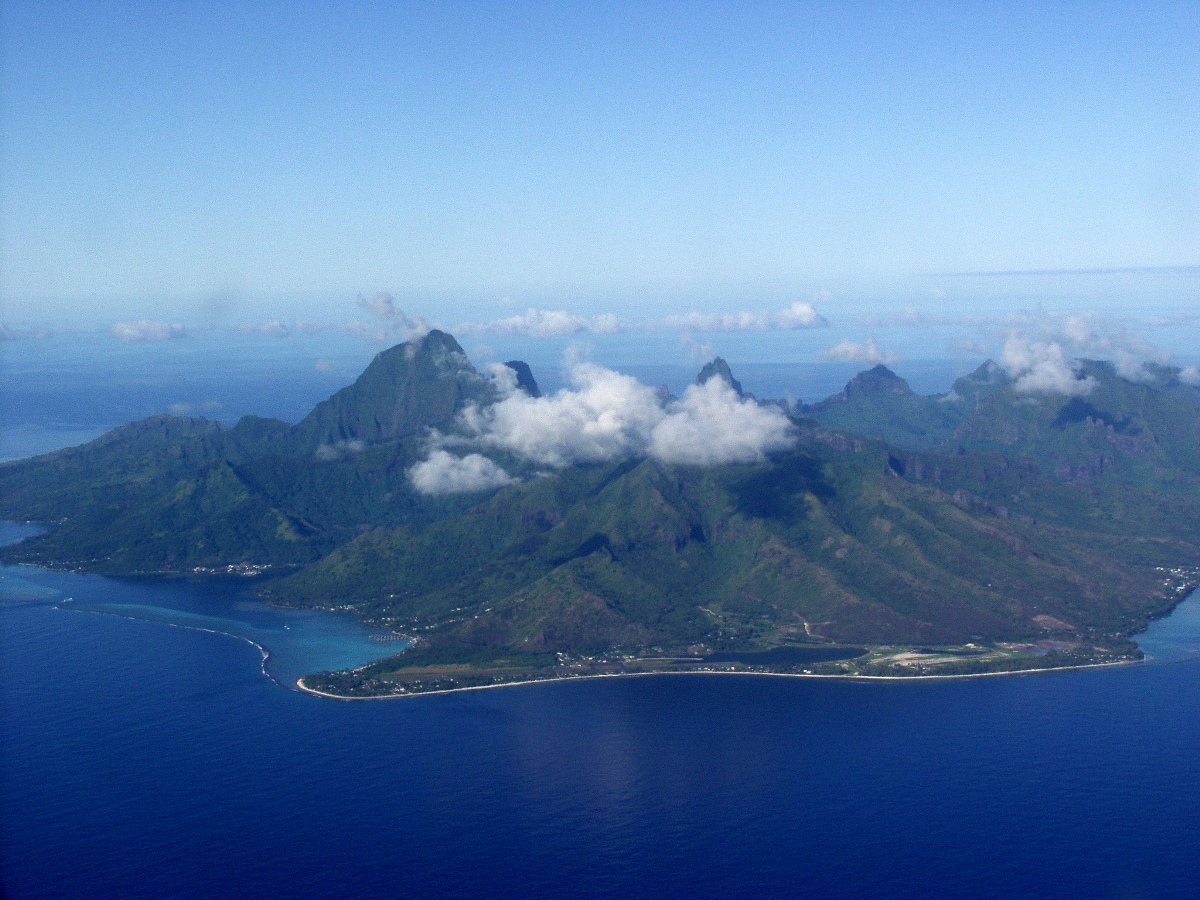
[4,330,1199,695]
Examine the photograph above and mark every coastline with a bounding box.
[295,656,1143,701]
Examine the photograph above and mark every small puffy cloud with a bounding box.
[818,336,899,365]
[1180,366,1200,386]
[111,320,187,341]
[315,359,334,373]
[648,377,794,465]
[661,302,827,333]
[590,312,624,334]
[408,450,517,495]
[314,440,365,462]
[460,308,629,338]
[357,292,402,320]
[776,301,827,329]
[663,311,773,331]
[354,292,430,341]
[1001,334,1095,396]
[168,403,193,416]
[681,334,717,363]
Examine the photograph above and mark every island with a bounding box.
[4,329,1199,696]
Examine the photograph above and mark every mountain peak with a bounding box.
[948,360,1010,403]
[292,329,492,449]
[843,365,913,398]
[502,360,541,398]
[696,357,744,396]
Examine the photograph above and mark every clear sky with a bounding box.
[2,1,1198,332]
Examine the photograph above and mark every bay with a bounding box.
[2,531,1199,899]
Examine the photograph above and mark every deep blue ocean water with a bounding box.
[3,516,1199,899]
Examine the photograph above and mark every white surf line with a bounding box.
[294,656,1146,701]
[53,603,294,691]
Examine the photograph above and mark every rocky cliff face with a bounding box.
[290,330,496,451]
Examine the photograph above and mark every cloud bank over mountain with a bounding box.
[1001,334,1095,396]
[408,359,795,493]
[993,312,1181,396]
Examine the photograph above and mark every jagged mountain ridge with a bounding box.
[802,359,1200,488]
[2,331,1198,690]
[0,331,535,570]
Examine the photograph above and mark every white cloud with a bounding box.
[462,362,665,468]
[412,357,796,490]
[648,377,794,465]
[314,439,365,462]
[110,320,187,341]
[662,302,827,333]
[315,359,334,373]
[358,292,399,320]
[483,362,525,398]
[353,292,430,341]
[168,403,193,416]
[456,301,826,338]
[663,311,773,331]
[776,301,827,329]
[1111,350,1156,383]
[1001,334,1095,396]
[818,336,898,365]
[459,308,629,338]
[681,333,717,362]
[1180,366,1200,386]
[857,307,1180,386]
[408,450,517,495]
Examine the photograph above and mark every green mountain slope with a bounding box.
[287,329,495,453]
[278,435,1198,695]
[803,365,970,450]
[0,331,505,571]
[949,361,1200,490]
[3,333,1198,693]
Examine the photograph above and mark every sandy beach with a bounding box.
[294,656,1142,701]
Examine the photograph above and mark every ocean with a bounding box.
[4,343,1200,899]
[2,530,1199,899]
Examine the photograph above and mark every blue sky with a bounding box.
[2,1,1198,344]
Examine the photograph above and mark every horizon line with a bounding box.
[930,265,1200,278]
